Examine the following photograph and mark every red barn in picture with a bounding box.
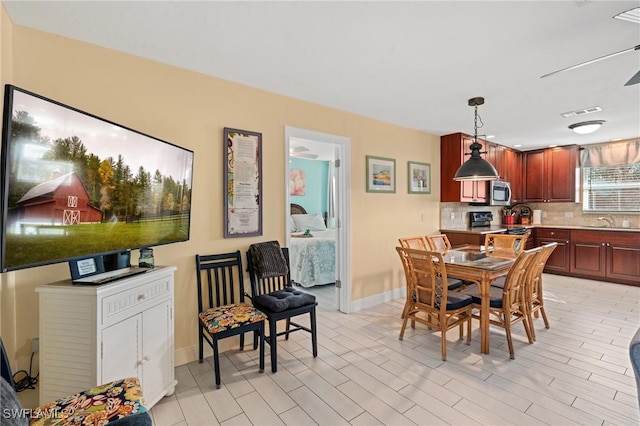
[11,172,102,226]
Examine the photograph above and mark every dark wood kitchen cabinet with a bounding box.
[535,228,571,274]
[441,133,488,203]
[570,230,640,285]
[496,146,523,203]
[523,145,579,203]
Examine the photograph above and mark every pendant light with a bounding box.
[453,97,499,181]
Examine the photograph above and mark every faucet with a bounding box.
[597,215,615,227]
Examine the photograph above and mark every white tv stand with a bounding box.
[36,266,177,409]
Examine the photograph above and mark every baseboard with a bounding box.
[350,286,405,313]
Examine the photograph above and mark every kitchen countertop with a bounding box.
[439,225,532,234]
[440,224,640,234]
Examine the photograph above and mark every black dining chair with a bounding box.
[246,241,318,373]
[196,250,266,388]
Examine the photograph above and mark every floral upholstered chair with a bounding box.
[29,377,151,425]
[1,338,151,425]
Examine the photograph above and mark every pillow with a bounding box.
[292,213,326,231]
[289,216,298,232]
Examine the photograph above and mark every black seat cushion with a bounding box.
[445,277,464,290]
[254,287,316,312]
[438,292,473,310]
[461,286,504,308]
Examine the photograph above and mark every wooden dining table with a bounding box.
[442,245,519,354]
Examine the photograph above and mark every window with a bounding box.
[67,195,78,207]
[582,163,640,213]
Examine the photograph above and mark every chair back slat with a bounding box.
[426,234,452,251]
[397,247,450,311]
[484,233,528,253]
[526,242,558,302]
[501,247,541,310]
[195,251,245,312]
[398,236,428,250]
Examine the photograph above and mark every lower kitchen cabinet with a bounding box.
[535,228,571,274]
[36,266,177,408]
[570,230,640,285]
[441,231,486,247]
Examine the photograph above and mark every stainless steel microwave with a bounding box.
[490,180,511,206]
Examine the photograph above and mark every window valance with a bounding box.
[580,140,640,167]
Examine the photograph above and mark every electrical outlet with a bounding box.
[450,212,456,220]
[564,211,573,218]
[31,337,39,353]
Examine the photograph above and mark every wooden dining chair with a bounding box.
[196,251,266,388]
[426,234,452,251]
[398,236,428,250]
[398,236,463,294]
[425,233,475,288]
[462,247,541,359]
[525,242,558,340]
[397,244,419,321]
[484,233,528,253]
[396,247,473,361]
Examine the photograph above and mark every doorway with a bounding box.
[284,126,351,313]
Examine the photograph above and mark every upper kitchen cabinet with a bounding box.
[441,133,522,203]
[441,133,488,203]
[501,147,523,203]
[523,145,579,203]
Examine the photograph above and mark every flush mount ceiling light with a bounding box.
[568,120,606,135]
[453,97,499,182]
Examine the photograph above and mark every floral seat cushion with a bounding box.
[30,377,151,426]
[199,303,266,334]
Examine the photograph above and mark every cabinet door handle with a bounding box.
[137,294,146,301]
[601,243,605,246]
[606,243,610,247]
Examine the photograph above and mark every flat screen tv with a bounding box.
[0,85,194,272]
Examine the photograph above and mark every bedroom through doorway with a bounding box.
[284,127,351,313]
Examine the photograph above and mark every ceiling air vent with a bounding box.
[561,106,602,118]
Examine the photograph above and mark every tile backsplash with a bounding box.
[440,202,637,229]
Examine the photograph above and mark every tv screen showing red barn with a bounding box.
[1,85,194,272]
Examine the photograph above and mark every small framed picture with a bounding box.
[408,161,431,194]
[366,155,395,193]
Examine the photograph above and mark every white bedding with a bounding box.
[289,229,336,287]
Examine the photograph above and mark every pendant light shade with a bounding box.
[453,97,499,181]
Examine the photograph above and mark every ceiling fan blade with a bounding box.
[294,152,319,159]
[541,44,640,79]
[624,69,640,86]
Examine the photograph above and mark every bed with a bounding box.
[289,204,336,288]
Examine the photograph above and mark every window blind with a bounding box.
[582,163,640,212]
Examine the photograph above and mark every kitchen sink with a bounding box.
[585,225,633,230]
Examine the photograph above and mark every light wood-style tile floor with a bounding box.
[150,275,640,425]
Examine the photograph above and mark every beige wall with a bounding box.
[0,14,442,370]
